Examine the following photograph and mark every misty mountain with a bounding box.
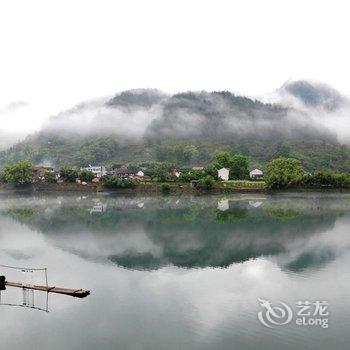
[106,89,167,108]
[146,90,335,141]
[277,80,350,111]
[1,83,350,171]
[36,88,337,142]
[0,132,25,150]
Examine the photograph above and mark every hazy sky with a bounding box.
[1,0,350,135]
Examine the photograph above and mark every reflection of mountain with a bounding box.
[285,248,337,272]
[2,194,349,271]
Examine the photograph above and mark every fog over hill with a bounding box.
[41,84,339,142]
[277,80,350,111]
[1,80,350,171]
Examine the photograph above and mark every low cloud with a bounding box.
[42,93,164,140]
[2,83,350,151]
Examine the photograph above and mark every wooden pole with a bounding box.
[5,281,90,298]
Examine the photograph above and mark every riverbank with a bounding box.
[0,180,267,194]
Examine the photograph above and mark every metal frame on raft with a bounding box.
[0,264,90,299]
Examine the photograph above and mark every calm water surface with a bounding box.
[0,192,349,350]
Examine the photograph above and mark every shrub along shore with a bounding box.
[2,156,350,194]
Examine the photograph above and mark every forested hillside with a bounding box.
[1,82,350,171]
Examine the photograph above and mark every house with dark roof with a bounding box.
[34,166,54,180]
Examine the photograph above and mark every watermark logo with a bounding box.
[257,298,293,328]
[257,298,329,329]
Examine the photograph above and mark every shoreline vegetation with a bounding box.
[0,180,267,194]
[2,155,350,194]
[2,181,350,194]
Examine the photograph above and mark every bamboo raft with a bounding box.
[4,281,90,298]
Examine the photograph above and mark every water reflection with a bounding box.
[0,288,49,313]
[1,193,350,350]
[1,193,350,273]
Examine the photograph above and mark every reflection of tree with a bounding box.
[110,251,163,271]
[3,195,345,270]
[267,208,300,220]
[285,248,336,272]
[6,208,35,219]
[215,208,248,222]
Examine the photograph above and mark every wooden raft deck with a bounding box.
[5,281,90,298]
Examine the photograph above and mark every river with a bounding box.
[0,192,349,349]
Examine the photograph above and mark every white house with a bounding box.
[84,165,107,178]
[218,167,230,181]
[136,170,145,177]
[249,168,263,179]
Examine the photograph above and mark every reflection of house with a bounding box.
[249,169,263,179]
[84,166,107,178]
[249,201,263,208]
[34,166,54,180]
[217,199,229,211]
[90,203,107,213]
[218,168,229,181]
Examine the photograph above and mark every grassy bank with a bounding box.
[216,180,266,191]
[1,180,268,194]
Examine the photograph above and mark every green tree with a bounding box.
[204,164,219,179]
[104,176,134,189]
[265,157,305,189]
[198,175,215,190]
[44,171,57,183]
[230,154,249,179]
[144,162,175,181]
[3,160,34,186]
[213,151,232,169]
[183,145,199,163]
[302,170,350,188]
[59,167,79,182]
[79,169,95,182]
[213,151,248,179]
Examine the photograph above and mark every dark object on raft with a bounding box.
[0,276,6,290]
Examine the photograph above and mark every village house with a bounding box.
[249,168,264,179]
[170,168,181,177]
[218,167,230,181]
[84,165,107,178]
[111,163,125,171]
[33,166,54,180]
[136,170,145,178]
[111,164,125,172]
